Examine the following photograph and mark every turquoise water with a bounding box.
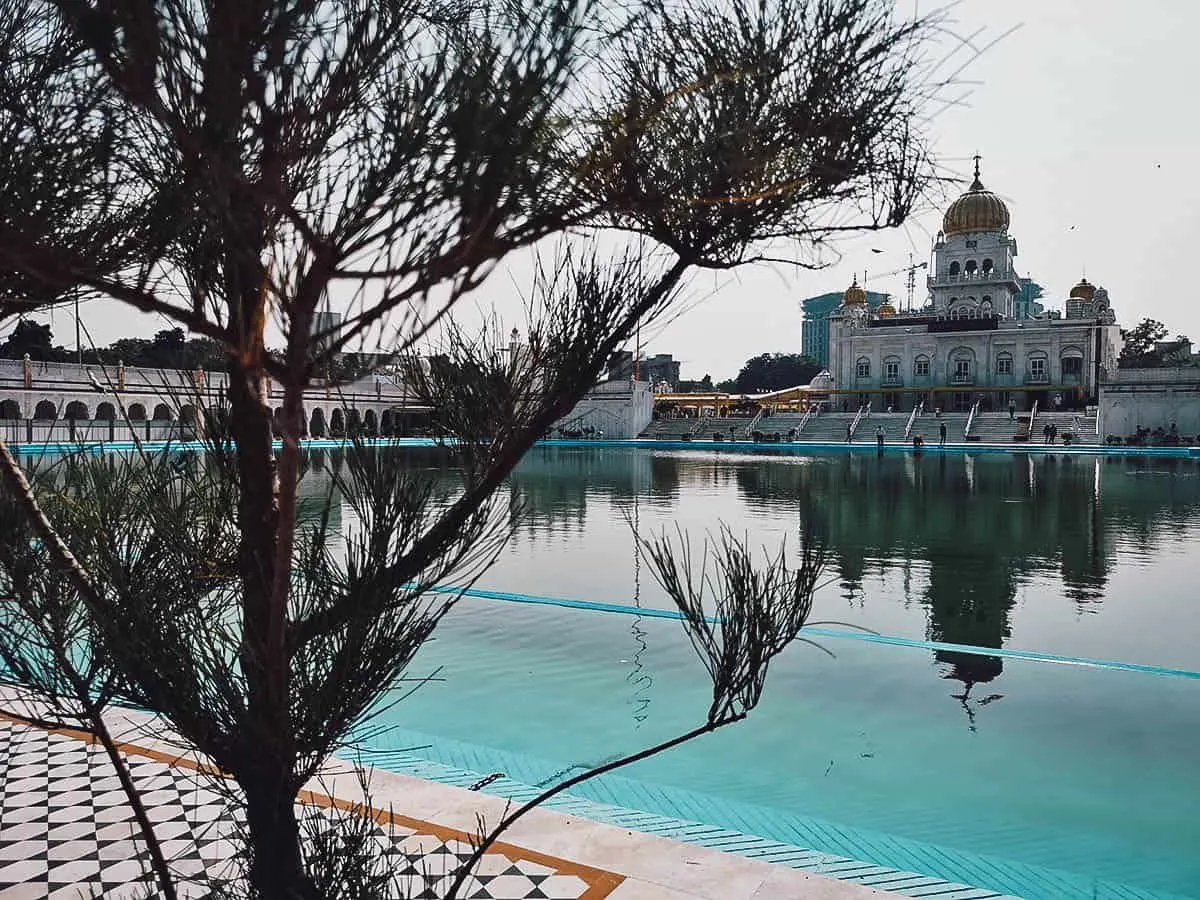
[311,446,1200,899]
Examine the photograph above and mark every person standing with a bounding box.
[1049,423,1058,444]
[938,421,947,447]
[876,424,885,449]
[1043,422,1052,444]
[1008,399,1016,422]
[846,422,853,443]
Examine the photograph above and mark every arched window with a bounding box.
[127,403,147,421]
[982,258,994,274]
[950,348,974,383]
[34,400,57,420]
[310,408,327,437]
[1061,346,1085,380]
[152,403,173,421]
[948,261,961,276]
[883,356,901,383]
[0,399,21,420]
[996,352,1013,375]
[964,259,978,275]
[913,355,931,377]
[1028,352,1049,381]
[855,357,871,379]
[64,401,89,421]
[94,402,116,421]
[180,404,197,426]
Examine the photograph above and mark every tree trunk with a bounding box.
[243,777,314,900]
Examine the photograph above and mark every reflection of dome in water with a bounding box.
[809,370,835,390]
[942,157,1010,238]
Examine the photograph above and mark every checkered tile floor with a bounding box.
[0,717,612,899]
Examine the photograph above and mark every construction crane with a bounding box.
[863,254,929,311]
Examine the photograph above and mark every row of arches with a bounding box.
[302,407,408,437]
[947,259,995,277]
[0,400,181,421]
[0,400,409,435]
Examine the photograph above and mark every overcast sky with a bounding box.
[44,0,1200,381]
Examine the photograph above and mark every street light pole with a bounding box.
[74,287,82,365]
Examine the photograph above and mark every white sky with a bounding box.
[48,0,1200,381]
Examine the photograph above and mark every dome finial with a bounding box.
[942,152,1009,236]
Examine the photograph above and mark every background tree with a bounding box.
[0,319,62,361]
[733,352,823,392]
[1118,318,1194,369]
[0,0,957,896]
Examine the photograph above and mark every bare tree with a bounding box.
[0,0,958,897]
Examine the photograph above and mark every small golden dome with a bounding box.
[942,157,1010,238]
[877,302,897,318]
[1069,277,1095,301]
[843,278,866,305]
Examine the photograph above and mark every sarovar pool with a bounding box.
[319,446,1200,899]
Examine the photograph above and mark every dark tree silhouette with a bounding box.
[0,0,966,896]
[733,353,823,392]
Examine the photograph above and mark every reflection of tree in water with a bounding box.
[622,491,652,729]
[732,451,1200,724]
[503,447,670,540]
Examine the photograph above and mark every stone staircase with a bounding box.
[894,412,968,445]
[967,411,1101,445]
[639,409,1100,446]
[640,417,755,441]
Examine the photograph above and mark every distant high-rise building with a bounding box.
[1015,278,1046,320]
[801,289,889,366]
[606,351,680,387]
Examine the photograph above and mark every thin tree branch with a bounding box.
[444,716,741,900]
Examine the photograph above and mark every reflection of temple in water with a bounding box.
[300,445,1200,726]
[731,451,1200,720]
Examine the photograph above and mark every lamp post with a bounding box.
[75,286,82,365]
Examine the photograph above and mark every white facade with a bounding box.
[0,357,427,442]
[553,379,653,439]
[825,162,1122,412]
[1099,368,1200,438]
[929,231,1021,320]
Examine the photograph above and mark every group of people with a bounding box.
[1133,423,1180,443]
[1041,422,1060,444]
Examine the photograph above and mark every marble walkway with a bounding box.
[0,707,891,900]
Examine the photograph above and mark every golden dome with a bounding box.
[843,278,866,305]
[877,302,897,318]
[1069,277,1096,301]
[942,157,1010,238]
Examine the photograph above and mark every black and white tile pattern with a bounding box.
[0,718,601,899]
